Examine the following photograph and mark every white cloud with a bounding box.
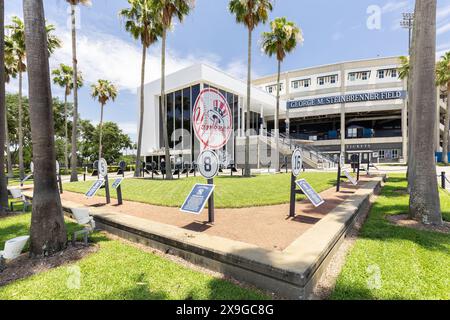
[437,23,450,36]
[437,5,450,21]
[117,122,138,136]
[381,1,409,14]
[50,25,250,94]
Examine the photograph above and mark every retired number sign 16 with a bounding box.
[198,150,219,180]
[292,148,303,177]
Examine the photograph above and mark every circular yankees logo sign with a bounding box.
[193,88,233,150]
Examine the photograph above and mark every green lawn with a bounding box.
[332,175,450,300]
[0,214,267,300]
[64,172,337,208]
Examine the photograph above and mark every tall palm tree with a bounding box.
[398,55,414,185]
[261,17,302,172]
[67,0,91,182]
[3,35,16,179]
[0,0,7,212]
[409,0,442,226]
[23,0,67,256]
[156,0,194,180]
[52,64,83,173]
[6,16,61,180]
[436,52,450,164]
[229,0,273,177]
[91,80,118,161]
[120,0,163,178]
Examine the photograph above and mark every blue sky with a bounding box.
[5,0,450,142]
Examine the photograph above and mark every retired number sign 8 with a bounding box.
[198,150,219,179]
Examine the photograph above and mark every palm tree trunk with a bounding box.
[135,44,146,177]
[161,28,173,180]
[5,111,12,177]
[18,70,24,180]
[70,3,79,182]
[409,0,442,226]
[23,0,67,256]
[0,0,8,212]
[98,103,104,161]
[64,90,69,173]
[275,59,281,173]
[443,84,450,164]
[407,3,418,190]
[244,27,252,177]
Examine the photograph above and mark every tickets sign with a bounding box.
[192,88,233,150]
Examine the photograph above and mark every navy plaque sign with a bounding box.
[85,179,104,198]
[343,169,358,186]
[112,177,124,189]
[180,184,215,215]
[295,179,325,207]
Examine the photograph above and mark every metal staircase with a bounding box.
[259,130,338,170]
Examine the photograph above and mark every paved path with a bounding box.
[58,176,377,251]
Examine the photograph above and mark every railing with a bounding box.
[260,130,338,169]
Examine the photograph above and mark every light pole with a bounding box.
[400,12,414,54]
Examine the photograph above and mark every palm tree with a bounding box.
[120,0,162,178]
[229,0,273,177]
[261,17,302,172]
[6,16,61,180]
[436,52,450,164]
[408,0,442,226]
[3,35,17,179]
[0,0,7,212]
[398,55,414,185]
[23,0,67,256]
[67,0,91,182]
[52,64,83,173]
[91,80,118,161]
[156,0,194,180]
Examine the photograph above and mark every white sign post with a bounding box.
[98,158,110,204]
[185,88,233,224]
[291,148,303,178]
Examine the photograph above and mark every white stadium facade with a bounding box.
[139,56,447,169]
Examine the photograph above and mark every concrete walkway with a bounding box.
[58,176,376,251]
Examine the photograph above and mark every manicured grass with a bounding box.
[0,214,267,300]
[64,172,337,208]
[332,174,450,300]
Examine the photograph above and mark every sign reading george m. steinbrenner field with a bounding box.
[180,184,215,215]
[295,179,325,207]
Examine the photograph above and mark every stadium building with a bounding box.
[140,56,446,168]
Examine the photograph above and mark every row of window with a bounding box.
[348,68,398,82]
[265,68,400,93]
[266,83,284,94]
[378,149,400,160]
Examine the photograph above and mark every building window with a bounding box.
[379,150,385,159]
[266,83,283,94]
[377,68,398,79]
[318,74,338,85]
[347,128,358,138]
[291,78,310,89]
[348,71,371,81]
